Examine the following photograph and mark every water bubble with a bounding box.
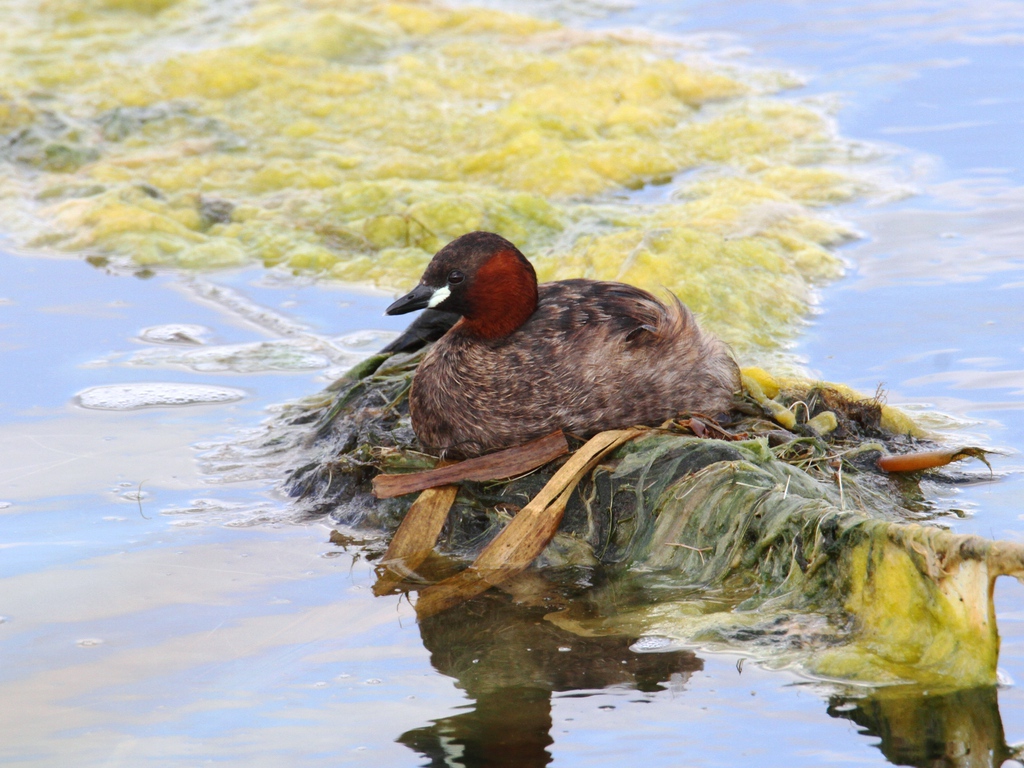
[630,635,674,653]
[364,678,382,685]
[77,638,104,647]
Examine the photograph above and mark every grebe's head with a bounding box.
[386,231,538,340]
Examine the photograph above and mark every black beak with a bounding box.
[385,284,435,315]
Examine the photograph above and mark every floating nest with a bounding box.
[273,339,1022,689]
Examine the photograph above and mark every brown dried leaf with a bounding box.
[372,431,569,498]
[372,483,459,596]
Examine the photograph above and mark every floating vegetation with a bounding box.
[116,339,337,373]
[137,323,212,345]
[76,381,246,409]
[0,0,891,359]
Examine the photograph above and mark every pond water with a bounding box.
[2,0,1023,765]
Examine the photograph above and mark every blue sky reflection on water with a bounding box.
[2,0,1024,765]
[0,251,409,421]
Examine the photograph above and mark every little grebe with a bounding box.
[386,231,739,458]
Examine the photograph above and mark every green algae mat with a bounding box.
[0,0,886,360]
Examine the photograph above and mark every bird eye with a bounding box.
[447,270,465,285]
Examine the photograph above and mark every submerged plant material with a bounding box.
[76,381,246,409]
[268,349,1021,689]
[115,339,337,373]
[0,0,887,356]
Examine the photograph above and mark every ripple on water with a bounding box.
[75,382,246,410]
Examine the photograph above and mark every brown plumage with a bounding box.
[386,231,740,459]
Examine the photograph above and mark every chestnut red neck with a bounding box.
[458,248,538,340]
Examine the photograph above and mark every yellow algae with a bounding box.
[741,370,801,428]
[810,531,999,686]
[740,369,924,435]
[175,240,249,269]
[880,405,922,437]
[768,401,799,429]
[759,166,860,205]
[0,0,880,354]
[741,367,780,399]
[0,95,36,132]
[259,12,397,61]
[383,3,559,36]
[806,410,838,435]
[96,0,182,13]
[540,225,818,350]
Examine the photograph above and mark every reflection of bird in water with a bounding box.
[386,231,739,459]
[397,589,702,768]
[400,589,1017,768]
